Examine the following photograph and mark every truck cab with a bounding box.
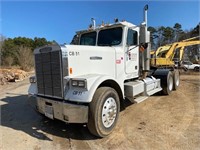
[28,6,178,137]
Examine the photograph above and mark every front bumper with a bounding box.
[36,97,88,123]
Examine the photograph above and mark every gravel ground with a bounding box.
[0,72,200,150]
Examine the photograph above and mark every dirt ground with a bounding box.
[0,72,200,150]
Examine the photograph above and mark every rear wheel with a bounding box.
[87,87,120,137]
[153,69,174,95]
[162,71,173,95]
[173,70,180,90]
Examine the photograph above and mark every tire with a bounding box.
[87,87,120,137]
[162,71,173,95]
[194,67,199,72]
[173,70,180,90]
[153,69,174,95]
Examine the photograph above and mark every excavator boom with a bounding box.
[151,36,200,67]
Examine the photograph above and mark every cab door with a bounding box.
[125,28,139,74]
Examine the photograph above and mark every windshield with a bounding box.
[80,31,96,46]
[98,27,123,46]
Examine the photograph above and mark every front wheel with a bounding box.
[87,87,120,137]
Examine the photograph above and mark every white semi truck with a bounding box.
[28,5,180,137]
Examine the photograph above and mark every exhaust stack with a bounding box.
[91,18,96,30]
[144,5,148,27]
[139,5,150,78]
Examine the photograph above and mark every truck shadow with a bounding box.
[0,94,97,141]
[1,93,164,141]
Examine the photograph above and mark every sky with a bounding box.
[1,1,200,44]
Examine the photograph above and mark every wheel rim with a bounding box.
[102,97,117,128]
[169,76,173,91]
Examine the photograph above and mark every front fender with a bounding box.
[64,74,119,103]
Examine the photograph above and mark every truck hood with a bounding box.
[62,45,116,78]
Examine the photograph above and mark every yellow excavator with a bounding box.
[150,36,200,67]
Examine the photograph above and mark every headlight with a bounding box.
[71,79,86,88]
[72,80,78,86]
[29,76,36,83]
[78,81,85,87]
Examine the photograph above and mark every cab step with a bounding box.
[127,96,149,103]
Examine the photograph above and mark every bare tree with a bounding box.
[0,34,6,66]
[4,56,14,67]
[15,46,34,71]
[173,23,182,42]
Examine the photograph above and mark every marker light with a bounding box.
[70,68,73,74]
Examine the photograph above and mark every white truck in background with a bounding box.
[28,5,180,137]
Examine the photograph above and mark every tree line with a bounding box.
[0,23,199,71]
[148,23,199,50]
[0,36,56,71]
[148,23,199,63]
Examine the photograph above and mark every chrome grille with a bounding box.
[35,49,63,98]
